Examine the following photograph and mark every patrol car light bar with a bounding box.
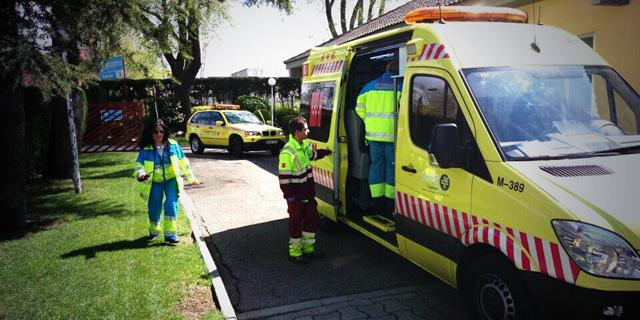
[192,104,241,112]
[404,6,528,24]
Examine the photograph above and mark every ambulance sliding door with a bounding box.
[300,47,352,221]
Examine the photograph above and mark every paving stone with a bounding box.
[369,315,397,320]
[313,312,341,320]
[393,310,423,320]
[379,299,411,313]
[371,292,418,303]
[337,306,368,320]
[293,317,314,320]
[356,303,387,317]
[295,306,335,317]
[347,298,374,306]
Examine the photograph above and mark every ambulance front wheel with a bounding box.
[465,255,534,320]
[190,136,204,154]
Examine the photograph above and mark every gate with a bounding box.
[82,102,144,152]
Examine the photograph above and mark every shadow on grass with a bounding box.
[60,236,173,259]
[83,168,132,180]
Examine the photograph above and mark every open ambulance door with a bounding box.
[300,46,353,222]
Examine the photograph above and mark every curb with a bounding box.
[181,188,237,319]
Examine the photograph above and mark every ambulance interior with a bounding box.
[343,34,410,241]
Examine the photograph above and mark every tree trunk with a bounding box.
[46,96,73,179]
[0,86,26,231]
[178,83,192,127]
[325,0,338,38]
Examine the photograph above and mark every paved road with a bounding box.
[186,149,468,319]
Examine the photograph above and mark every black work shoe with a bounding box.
[288,255,309,265]
[164,238,179,244]
[303,251,325,259]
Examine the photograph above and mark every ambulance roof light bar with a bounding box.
[404,6,528,24]
[192,104,241,112]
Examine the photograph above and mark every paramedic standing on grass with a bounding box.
[278,117,331,264]
[134,119,199,243]
[356,60,401,214]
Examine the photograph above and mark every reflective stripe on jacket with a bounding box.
[278,136,321,201]
[133,139,197,198]
[355,72,401,142]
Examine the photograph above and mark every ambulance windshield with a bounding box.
[224,111,263,125]
[464,66,640,160]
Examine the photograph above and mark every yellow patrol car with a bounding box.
[185,104,285,157]
[301,6,640,319]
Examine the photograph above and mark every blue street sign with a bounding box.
[99,56,125,80]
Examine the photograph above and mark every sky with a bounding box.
[201,1,405,78]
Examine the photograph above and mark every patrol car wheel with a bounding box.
[466,255,533,320]
[190,136,204,154]
[229,136,243,157]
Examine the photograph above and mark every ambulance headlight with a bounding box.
[552,220,640,279]
[245,131,260,136]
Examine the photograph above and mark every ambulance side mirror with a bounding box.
[215,120,225,126]
[430,124,459,169]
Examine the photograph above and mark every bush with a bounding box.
[275,108,298,129]
[236,95,269,113]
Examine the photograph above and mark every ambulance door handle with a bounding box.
[402,165,416,174]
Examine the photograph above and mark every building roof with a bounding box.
[284,0,460,66]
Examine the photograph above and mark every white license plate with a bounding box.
[265,140,278,145]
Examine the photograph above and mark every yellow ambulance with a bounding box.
[302,6,640,319]
[185,104,285,157]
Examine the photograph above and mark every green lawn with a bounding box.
[0,152,220,319]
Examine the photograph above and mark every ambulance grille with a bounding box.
[262,130,277,136]
[539,165,613,177]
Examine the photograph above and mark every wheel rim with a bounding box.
[191,138,199,151]
[477,274,516,320]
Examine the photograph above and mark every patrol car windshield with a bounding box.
[463,66,640,160]
[224,111,263,125]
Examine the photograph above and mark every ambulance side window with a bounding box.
[409,75,459,151]
[300,82,336,142]
[210,112,223,125]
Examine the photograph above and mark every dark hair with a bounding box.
[288,116,307,136]
[138,119,170,149]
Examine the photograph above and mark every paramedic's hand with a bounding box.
[137,172,150,182]
[189,178,201,186]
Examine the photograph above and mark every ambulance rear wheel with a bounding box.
[190,136,204,154]
[229,136,243,157]
[465,255,534,320]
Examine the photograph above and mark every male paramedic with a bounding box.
[278,117,332,264]
[356,60,400,215]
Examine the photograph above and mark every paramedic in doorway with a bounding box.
[356,60,401,213]
[134,119,199,243]
[278,117,332,264]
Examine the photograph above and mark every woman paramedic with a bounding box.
[134,119,199,243]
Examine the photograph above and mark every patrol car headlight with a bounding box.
[245,131,260,136]
[552,220,640,279]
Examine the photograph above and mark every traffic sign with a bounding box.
[99,56,125,80]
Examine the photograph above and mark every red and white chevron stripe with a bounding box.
[395,191,581,284]
[313,60,345,76]
[312,166,334,190]
[409,43,450,62]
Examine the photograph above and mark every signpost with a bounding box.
[99,56,125,80]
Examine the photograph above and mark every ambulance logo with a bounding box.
[440,174,450,191]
